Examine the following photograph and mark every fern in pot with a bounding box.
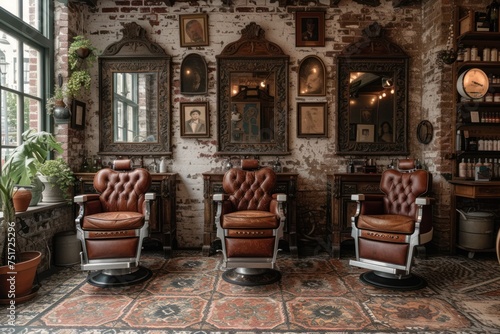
[0,130,63,301]
[36,158,75,203]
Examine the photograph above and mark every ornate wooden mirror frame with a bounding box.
[216,22,289,156]
[99,22,172,157]
[337,22,409,156]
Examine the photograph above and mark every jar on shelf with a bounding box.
[483,47,491,61]
[491,48,498,61]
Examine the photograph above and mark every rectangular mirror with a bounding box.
[337,22,409,156]
[216,22,289,156]
[99,22,171,157]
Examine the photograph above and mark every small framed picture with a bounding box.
[356,124,375,142]
[181,54,208,95]
[179,14,209,47]
[295,11,325,47]
[180,102,209,137]
[297,102,327,138]
[71,99,86,130]
[298,55,326,96]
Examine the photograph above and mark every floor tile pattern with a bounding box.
[1,250,499,333]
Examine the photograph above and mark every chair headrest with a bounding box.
[113,159,133,171]
[241,159,259,170]
[398,159,416,171]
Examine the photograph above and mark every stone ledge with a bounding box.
[0,201,71,220]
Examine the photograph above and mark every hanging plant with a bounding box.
[67,70,92,99]
[67,35,98,99]
[68,35,97,71]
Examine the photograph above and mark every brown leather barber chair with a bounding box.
[75,159,155,287]
[350,159,433,290]
[214,160,286,286]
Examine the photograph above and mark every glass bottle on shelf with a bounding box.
[488,0,500,32]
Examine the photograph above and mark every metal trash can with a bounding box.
[457,210,495,250]
[53,230,81,266]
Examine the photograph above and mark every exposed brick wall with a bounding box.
[51,0,490,254]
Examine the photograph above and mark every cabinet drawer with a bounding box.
[342,182,380,195]
[455,184,500,198]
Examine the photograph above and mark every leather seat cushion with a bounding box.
[86,238,139,259]
[82,211,144,230]
[357,214,415,234]
[222,210,278,229]
[225,237,275,257]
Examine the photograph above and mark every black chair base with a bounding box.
[360,270,427,291]
[222,268,281,286]
[87,266,152,288]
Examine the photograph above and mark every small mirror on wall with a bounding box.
[181,54,207,95]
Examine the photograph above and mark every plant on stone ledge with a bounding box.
[0,130,63,266]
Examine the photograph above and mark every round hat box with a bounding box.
[457,68,489,99]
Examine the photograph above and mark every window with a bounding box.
[0,1,53,165]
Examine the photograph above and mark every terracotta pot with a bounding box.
[0,251,41,303]
[12,187,32,212]
[76,47,91,59]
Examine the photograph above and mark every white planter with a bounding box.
[38,175,65,203]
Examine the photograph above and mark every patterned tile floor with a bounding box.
[1,250,499,333]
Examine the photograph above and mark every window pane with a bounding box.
[24,0,40,31]
[0,31,15,90]
[24,43,41,98]
[0,3,20,18]
[3,91,19,146]
[26,96,40,132]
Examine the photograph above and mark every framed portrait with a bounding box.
[181,53,208,95]
[179,14,209,47]
[298,55,326,96]
[71,99,86,130]
[297,102,327,138]
[295,11,325,47]
[356,124,375,143]
[180,102,209,137]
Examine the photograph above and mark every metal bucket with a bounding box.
[457,209,495,250]
[53,231,81,266]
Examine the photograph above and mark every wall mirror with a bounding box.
[337,22,409,156]
[99,22,172,156]
[216,22,289,155]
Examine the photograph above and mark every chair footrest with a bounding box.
[349,259,405,275]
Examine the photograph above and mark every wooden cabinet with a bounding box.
[449,180,499,256]
[74,172,177,258]
[326,173,382,258]
[202,170,298,257]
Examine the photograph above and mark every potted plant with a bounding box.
[67,35,97,99]
[36,158,75,203]
[46,84,70,122]
[0,130,63,302]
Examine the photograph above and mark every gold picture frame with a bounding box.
[179,14,209,47]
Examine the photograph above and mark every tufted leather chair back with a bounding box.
[222,167,276,211]
[93,167,152,213]
[380,169,430,219]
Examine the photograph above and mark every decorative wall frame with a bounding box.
[71,99,86,130]
[295,11,325,47]
[180,102,210,138]
[297,102,327,138]
[179,14,209,47]
[417,120,433,144]
[298,55,326,96]
[181,53,208,95]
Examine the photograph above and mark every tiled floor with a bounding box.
[1,250,499,333]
